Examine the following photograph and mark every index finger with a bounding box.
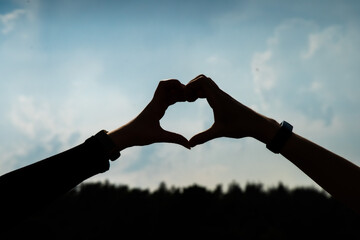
[185,74,220,104]
[153,79,186,107]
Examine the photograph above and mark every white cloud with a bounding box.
[309,81,322,92]
[302,26,343,59]
[2,82,136,173]
[250,18,360,168]
[251,50,276,107]
[1,45,139,173]
[9,95,53,139]
[0,9,26,34]
[8,95,77,154]
[251,18,360,120]
[302,33,322,59]
[0,142,33,175]
[302,24,360,103]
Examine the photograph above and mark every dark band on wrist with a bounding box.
[266,121,293,154]
[94,130,121,161]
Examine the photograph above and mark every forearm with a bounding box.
[281,133,360,213]
[255,115,360,212]
[186,74,360,212]
[0,133,112,225]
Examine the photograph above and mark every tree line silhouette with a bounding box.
[9,181,359,239]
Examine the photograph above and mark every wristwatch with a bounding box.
[95,130,121,161]
[266,121,293,154]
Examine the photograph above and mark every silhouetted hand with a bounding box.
[109,79,190,150]
[185,74,279,147]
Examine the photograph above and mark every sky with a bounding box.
[1,0,360,191]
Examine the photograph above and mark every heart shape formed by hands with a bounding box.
[146,74,262,149]
[110,74,268,151]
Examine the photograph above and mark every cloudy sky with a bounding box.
[1,0,360,191]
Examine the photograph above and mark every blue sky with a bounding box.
[1,0,360,190]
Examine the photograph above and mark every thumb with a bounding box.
[158,129,191,150]
[189,126,221,148]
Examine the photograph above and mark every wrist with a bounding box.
[252,114,280,145]
[266,121,293,153]
[95,130,121,161]
[108,125,134,151]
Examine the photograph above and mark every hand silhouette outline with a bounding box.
[109,79,191,150]
[185,74,276,147]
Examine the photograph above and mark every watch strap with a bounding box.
[95,130,121,161]
[266,121,293,154]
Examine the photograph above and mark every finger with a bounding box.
[187,74,209,85]
[169,83,186,104]
[158,129,191,149]
[185,75,220,104]
[185,75,208,102]
[189,126,221,148]
[156,79,186,106]
[149,80,186,119]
